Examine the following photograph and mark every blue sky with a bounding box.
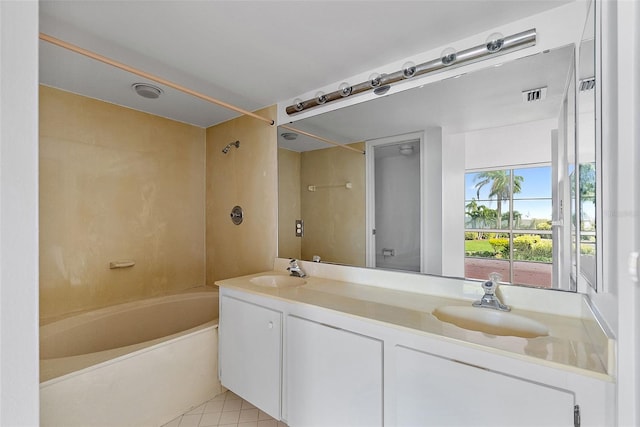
[465,166,552,221]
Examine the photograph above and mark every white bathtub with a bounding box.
[40,289,221,427]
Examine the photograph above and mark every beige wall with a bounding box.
[300,143,366,266]
[277,148,301,260]
[39,86,206,319]
[205,106,278,283]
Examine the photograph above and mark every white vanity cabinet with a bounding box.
[218,294,282,419]
[394,345,575,426]
[217,279,613,427]
[286,315,383,426]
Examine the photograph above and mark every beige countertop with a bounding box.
[216,270,614,381]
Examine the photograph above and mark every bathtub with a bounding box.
[40,289,221,427]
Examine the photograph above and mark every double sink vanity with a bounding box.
[216,258,614,426]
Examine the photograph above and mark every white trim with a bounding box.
[465,162,552,174]
[0,1,40,424]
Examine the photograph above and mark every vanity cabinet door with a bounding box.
[219,295,282,419]
[286,315,383,427]
[395,345,575,426]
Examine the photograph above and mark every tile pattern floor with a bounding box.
[161,391,288,427]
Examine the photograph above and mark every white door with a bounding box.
[366,133,423,272]
[219,295,282,419]
[395,345,575,426]
[286,315,383,426]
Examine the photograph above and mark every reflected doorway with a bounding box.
[366,134,422,272]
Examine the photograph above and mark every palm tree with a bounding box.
[474,170,524,228]
[465,199,480,228]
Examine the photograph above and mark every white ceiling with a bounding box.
[39,0,574,128]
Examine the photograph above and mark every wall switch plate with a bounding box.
[295,219,304,237]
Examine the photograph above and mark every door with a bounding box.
[395,345,575,426]
[286,315,383,426]
[219,295,282,419]
[366,134,422,272]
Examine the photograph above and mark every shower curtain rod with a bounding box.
[39,33,365,154]
[279,124,365,154]
[39,33,275,126]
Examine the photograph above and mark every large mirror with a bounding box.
[278,43,584,292]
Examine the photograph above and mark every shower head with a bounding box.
[222,140,240,154]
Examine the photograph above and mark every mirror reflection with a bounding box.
[577,0,598,289]
[278,45,578,291]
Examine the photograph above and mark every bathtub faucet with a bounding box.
[287,259,307,278]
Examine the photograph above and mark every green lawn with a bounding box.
[465,239,494,253]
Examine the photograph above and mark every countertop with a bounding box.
[216,270,614,381]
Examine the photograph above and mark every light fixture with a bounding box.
[339,82,352,97]
[369,72,382,87]
[316,91,327,104]
[286,28,536,115]
[486,32,505,53]
[402,61,417,78]
[293,98,304,112]
[440,47,457,66]
[132,83,163,99]
[281,132,298,140]
[399,144,414,155]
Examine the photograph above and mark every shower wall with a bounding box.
[278,148,302,260]
[39,86,206,319]
[205,106,278,283]
[299,143,366,266]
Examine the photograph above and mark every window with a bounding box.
[464,166,553,288]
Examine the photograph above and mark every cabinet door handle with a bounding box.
[267,321,274,329]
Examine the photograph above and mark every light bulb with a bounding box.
[486,32,504,53]
[369,72,382,87]
[441,47,457,66]
[293,98,304,112]
[339,82,352,97]
[402,61,416,78]
[316,91,327,104]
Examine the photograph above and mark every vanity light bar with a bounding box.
[286,28,537,115]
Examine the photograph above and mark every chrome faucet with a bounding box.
[472,272,510,312]
[287,259,307,278]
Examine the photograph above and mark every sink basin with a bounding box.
[432,305,549,338]
[249,275,307,288]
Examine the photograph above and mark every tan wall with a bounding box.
[300,143,366,266]
[205,106,278,283]
[39,86,206,319]
[277,148,301,260]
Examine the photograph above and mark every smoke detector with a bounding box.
[132,83,163,99]
[522,87,547,103]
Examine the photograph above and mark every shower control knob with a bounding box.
[230,205,243,225]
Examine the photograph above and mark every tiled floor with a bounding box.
[161,391,288,427]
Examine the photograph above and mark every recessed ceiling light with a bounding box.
[131,83,163,99]
[281,132,298,140]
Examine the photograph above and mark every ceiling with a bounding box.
[39,1,574,128]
